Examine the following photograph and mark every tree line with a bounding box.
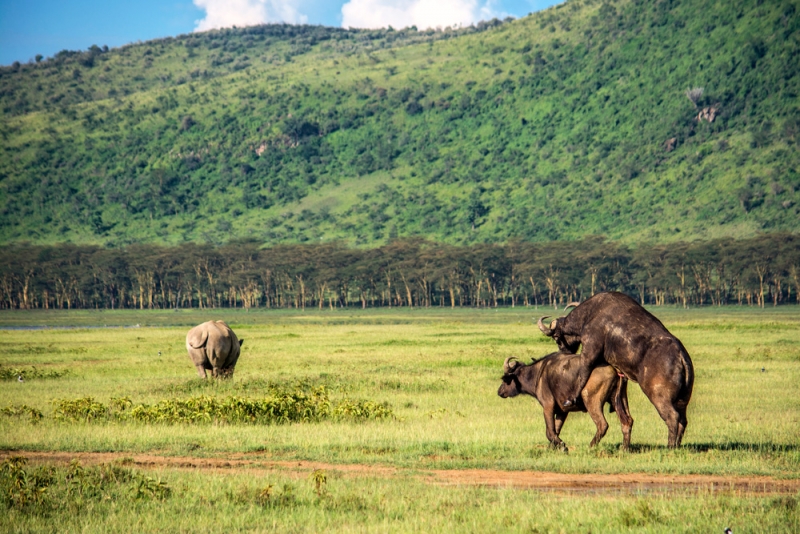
[1,235,798,311]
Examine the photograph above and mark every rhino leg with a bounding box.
[195,364,208,379]
[214,367,234,379]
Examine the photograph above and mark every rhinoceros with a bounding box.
[185,321,244,378]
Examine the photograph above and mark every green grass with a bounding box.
[2,458,798,533]
[0,307,798,531]
[0,307,798,475]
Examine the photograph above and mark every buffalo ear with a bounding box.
[239,339,244,347]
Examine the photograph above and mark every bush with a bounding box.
[0,365,69,381]
[52,397,109,422]
[0,457,51,511]
[1,404,43,422]
[43,386,393,426]
[0,458,171,513]
[332,398,393,421]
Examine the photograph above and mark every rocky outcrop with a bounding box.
[697,106,719,123]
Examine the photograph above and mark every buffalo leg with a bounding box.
[614,378,633,451]
[663,407,681,449]
[642,385,682,448]
[542,404,566,450]
[554,410,568,436]
[675,405,688,447]
[564,340,604,409]
[587,404,609,448]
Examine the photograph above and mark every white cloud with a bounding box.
[193,0,308,32]
[341,0,505,30]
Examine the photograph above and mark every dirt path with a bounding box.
[3,450,798,495]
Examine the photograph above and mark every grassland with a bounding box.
[0,306,798,531]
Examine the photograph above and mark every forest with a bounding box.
[0,0,798,246]
[1,234,798,310]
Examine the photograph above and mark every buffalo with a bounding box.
[537,291,693,448]
[498,353,633,450]
[185,320,244,379]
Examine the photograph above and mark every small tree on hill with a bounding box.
[685,87,704,108]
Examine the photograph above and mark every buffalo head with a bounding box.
[498,357,524,398]
[537,315,581,353]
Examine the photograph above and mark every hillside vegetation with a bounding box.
[0,0,798,246]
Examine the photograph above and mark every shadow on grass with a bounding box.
[627,442,798,454]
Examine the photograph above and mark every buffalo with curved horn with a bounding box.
[535,291,693,448]
[498,353,633,450]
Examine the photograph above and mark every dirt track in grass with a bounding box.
[4,450,798,495]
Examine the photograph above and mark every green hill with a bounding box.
[0,0,798,247]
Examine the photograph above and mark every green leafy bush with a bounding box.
[0,404,43,422]
[0,366,69,381]
[0,458,171,513]
[0,457,51,511]
[46,387,392,426]
[332,398,394,421]
[52,397,109,422]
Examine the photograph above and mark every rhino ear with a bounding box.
[238,339,244,347]
[187,325,209,349]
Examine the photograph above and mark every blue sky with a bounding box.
[0,0,560,66]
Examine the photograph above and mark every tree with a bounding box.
[684,87,703,108]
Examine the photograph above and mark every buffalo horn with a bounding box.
[564,301,581,311]
[503,356,521,374]
[537,316,554,336]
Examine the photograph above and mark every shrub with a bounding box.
[132,475,171,500]
[46,387,393,426]
[1,404,43,422]
[52,397,109,422]
[0,365,69,381]
[332,398,393,421]
[0,457,51,511]
[0,458,171,512]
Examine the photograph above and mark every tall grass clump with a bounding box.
[0,457,170,515]
[1,404,43,422]
[47,386,393,425]
[0,365,69,381]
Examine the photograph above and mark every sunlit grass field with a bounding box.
[1,306,798,532]
[2,465,797,533]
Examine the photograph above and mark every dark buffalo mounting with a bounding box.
[537,291,694,448]
[498,353,633,451]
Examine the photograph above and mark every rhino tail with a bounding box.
[187,325,210,349]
